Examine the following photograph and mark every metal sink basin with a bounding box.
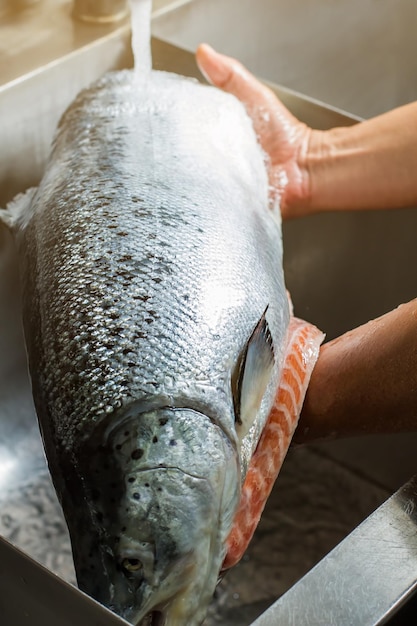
[1,3,417,625]
[152,0,417,119]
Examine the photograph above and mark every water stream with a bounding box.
[130,0,153,78]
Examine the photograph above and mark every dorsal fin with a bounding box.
[232,306,275,441]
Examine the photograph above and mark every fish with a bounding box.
[223,315,323,571]
[0,66,323,626]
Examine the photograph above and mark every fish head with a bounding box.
[67,405,239,626]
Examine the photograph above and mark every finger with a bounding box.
[196,43,269,110]
[196,44,297,134]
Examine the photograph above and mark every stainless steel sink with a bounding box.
[1,2,417,625]
[152,0,417,119]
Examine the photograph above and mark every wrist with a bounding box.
[280,127,332,219]
[300,126,358,214]
[300,106,417,213]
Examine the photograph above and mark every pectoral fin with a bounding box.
[0,187,37,231]
[224,316,325,571]
[232,306,275,440]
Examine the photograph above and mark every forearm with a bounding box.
[295,299,417,443]
[303,102,417,213]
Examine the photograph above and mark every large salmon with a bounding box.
[1,67,322,625]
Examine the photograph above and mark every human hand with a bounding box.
[294,299,417,443]
[196,44,313,218]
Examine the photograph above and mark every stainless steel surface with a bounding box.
[0,536,131,626]
[73,0,129,23]
[0,0,179,206]
[152,0,417,119]
[0,0,43,19]
[0,21,132,206]
[252,476,417,626]
[0,0,180,88]
[0,1,130,87]
[1,14,417,626]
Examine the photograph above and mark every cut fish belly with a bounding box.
[223,316,324,571]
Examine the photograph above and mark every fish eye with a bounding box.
[122,557,142,573]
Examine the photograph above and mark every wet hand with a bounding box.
[196,44,313,218]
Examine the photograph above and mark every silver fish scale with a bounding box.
[17,70,289,469]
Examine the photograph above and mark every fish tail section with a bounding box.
[222,317,324,571]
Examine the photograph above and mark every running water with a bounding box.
[129,0,153,78]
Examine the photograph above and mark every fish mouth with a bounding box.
[139,610,166,626]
